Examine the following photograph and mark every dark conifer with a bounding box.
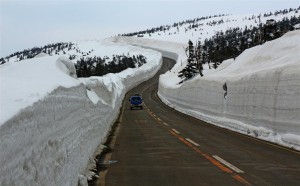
[178,40,198,83]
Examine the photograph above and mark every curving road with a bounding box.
[94,57,300,186]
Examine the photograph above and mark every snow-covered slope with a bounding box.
[0,40,162,185]
[115,30,300,151]
[133,9,300,44]
[3,39,148,65]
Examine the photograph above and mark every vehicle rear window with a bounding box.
[132,97,141,101]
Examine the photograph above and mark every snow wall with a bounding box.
[114,31,300,151]
[0,48,162,185]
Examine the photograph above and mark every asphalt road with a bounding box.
[95,57,300,186]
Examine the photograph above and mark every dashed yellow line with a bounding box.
[146,108,251,186]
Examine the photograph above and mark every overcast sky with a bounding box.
[0,0,299,57]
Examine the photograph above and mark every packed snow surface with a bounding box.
[0,40,162,185]
[115,30,300,151]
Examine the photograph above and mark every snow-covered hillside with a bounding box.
[126,8,300,44]
[115,30,300,151]
[2,39,146,65]
[0,40,162,185]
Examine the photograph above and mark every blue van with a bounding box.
[129,94,143,110]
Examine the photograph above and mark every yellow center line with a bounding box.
[146,109,251,186]
[169,131,251,186]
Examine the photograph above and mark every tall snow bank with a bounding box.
[0,40,162,185]
[0,56,79,125]
[115,31,300,151]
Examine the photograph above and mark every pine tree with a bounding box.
[178,40,198,83]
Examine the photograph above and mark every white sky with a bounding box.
[0,0,299,57]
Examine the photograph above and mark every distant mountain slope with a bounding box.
[0,40,148,77]
[120,7,300,71]
[1,41,139,64]
[121,7,300,44]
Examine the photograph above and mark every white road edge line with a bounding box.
[172,129,180,134]
[185,138,200,146]
[212,155,244,173]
